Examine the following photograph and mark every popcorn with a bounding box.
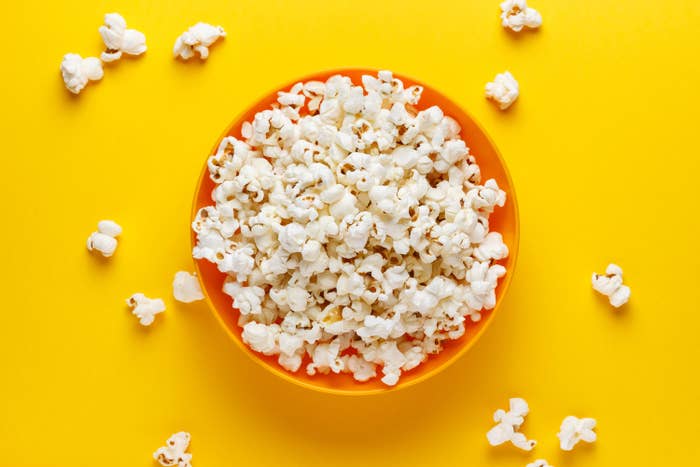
[592,263,630,308]
[60,54,103,94]
[126,293,165,326]
[527,461,553,467]
[500,0,542,32]
[486,398,537,451]
[486,71,519,110]
[242,322,279,354]
[173,271,204,303]
[174,22,226,60]
[86,233,117,257]
[557,416,597,451]
[345,355,377,381]
[154,431,192,467]
[473,232,509,261]
[99,13,146,62]
[97,220,122,237]
[193,71,509,386]
[86,220,122,257]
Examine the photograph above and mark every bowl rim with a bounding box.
[191,68,520,396]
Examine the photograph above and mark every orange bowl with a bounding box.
[191,69,519,395]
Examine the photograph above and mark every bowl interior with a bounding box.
[192,69,519,395]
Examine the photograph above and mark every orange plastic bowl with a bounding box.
[192,69,519,395]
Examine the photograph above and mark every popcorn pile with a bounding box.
[592,263,631,308]
[86,220,122,257]
[487,398,537,451]
[192,71,510,386]
[154,431,193,467]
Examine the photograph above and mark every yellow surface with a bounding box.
[1,0,699,465]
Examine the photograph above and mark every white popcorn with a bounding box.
[500,0,542,32]
[486,71,519,110]
[174,22,226,60]
[242,322,279,354]
[527,461,553,467]
[592,263,630,308]
[557,416,597,451]
[86,232,117,257]
[99,13,146,62]
[60,54,103,94]
[86,219,122,257]
[474,232,509,261]
[486,398,537,451]
[154,431,192,467]
[345,355,377,381]
[97,220,122,237]
[173,271,204,303]
[224,281,264,316]
[193,71,509,386]
[126,293,165,326]
[465,262,506,311]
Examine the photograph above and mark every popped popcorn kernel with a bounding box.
[193,71,509,386]
[486,398,537,451]
[126,293,165,326]
[60,54,103,94]
[486,71,519,110]
[154,431,192,467]
[500,0,542,32]
[86,220,122,257]
[527,460,553,467]
[173,271,204,303]
[99,12,147,62]
[97,220,122,237]
[557,415,597,451]
[174,22,226,60]
[592,263,630,308]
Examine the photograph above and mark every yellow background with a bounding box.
[2,0,699,465]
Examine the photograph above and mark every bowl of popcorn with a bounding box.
[191,69,519,394]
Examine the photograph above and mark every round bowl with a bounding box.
[192,68,519,395]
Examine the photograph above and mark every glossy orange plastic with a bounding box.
[191,69,519,395]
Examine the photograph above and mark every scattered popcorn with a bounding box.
[173,22,226,60]
[97,220,122,237]
[527,460,553,467]
[173,271,205,303]
[86,232,116,257]
[60,54,103,94]
[592,263,630,308]
[99,12,147,62]
[193,71,509,386]
[557,416,597,451]
[485,71,519,110]
[126,293,165,326]
[154,431,192,467]
[500,0,542,32]
[86,220,122,257]
[487,398,537,451]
